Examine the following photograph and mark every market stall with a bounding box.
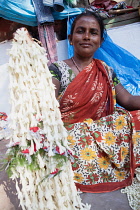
[0,1,140,210]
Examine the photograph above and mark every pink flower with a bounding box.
[21,149,29,154]
[34,144,37,152]
[43,146,49,152]
[55,146,65,155]
[50,168,59,175]
[0,112,8,121]
[56,146,60,153]
[21,144,37,154]
[30,127,39,132]
[13,142,20,146]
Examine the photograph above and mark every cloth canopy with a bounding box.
[0,0,83,26]
[0,0,37,26]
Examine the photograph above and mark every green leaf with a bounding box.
[37,121,43,129]
[53,154,67,162]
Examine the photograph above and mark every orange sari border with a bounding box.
[76,176,132,193]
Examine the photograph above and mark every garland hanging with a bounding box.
[0,28,91,210]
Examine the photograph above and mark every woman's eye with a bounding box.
[91,30,98,35]
[77,30,83,33]
[77,31,82,34]
[91,31,97,35]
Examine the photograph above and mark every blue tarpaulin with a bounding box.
[94,33,140,96]
[0,0,37,26]
[0,0,83,26]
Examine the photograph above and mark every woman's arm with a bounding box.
[52,77,60,98]
[115,83,140,110]
[49,63,61,98]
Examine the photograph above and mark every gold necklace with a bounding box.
[71,57,81,73]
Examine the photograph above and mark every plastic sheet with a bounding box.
[52,6,84,20]
[94,33,140,96]
[0,0,37,26]
[0,1,84,26]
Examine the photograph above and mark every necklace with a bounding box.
[71,57,81,73]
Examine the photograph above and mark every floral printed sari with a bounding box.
[50,58,140,193]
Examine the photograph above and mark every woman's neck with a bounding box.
[72,56,93,71]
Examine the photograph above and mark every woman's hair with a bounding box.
[70,10,105,39]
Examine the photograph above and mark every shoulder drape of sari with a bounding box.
[59,59,115,124]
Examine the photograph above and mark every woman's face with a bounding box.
[70,16,103,58]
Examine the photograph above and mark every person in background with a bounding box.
[49,10,140,193]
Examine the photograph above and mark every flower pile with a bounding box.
[2,28,91,210]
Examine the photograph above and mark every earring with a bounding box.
[70,42,73,45]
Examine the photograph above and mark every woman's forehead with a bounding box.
[74,16,100,29]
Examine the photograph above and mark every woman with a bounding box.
[49,10,140,193]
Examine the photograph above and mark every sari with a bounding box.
[50,58,140,193]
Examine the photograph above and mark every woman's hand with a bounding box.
[52,77,60,98]
[115,83,140,110]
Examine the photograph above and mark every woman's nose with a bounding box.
[84,31,90,40]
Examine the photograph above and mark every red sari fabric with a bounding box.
[60,59,114,124]
[59,59,140,193]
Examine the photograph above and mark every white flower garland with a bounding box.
[6,28,91,210]
[121,167,140,210]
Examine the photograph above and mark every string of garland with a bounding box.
[0,28,91,210]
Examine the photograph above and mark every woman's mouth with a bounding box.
[80,43,91,47]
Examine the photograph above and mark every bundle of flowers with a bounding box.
[1,28,90,210]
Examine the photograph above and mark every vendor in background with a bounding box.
[49,10,140,193]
